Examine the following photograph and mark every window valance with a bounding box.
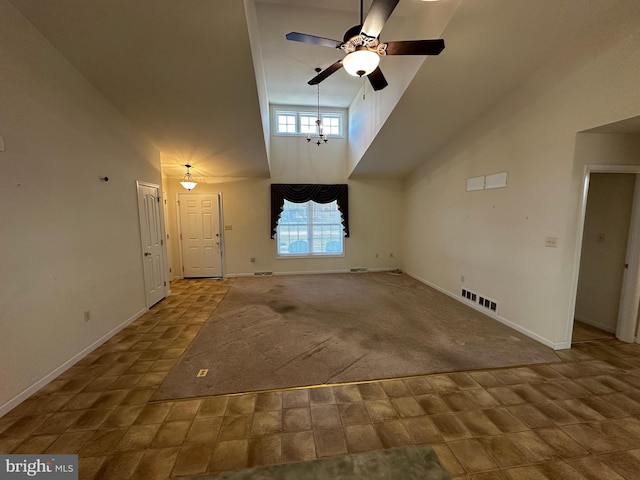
[271,184,349,238]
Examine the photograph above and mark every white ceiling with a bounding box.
[8,0,640,181]
[254,0,456,108]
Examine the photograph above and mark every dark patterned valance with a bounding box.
[271,184,349,238]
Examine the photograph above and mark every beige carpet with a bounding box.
[154,273,560,400]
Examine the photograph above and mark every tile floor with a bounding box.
[3,278,640,479]
[572,320,616,343]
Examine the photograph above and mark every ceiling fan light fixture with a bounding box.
[287,0,445,91]
[180,164,197,191]
[343,49,380,77]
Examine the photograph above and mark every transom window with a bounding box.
[274,108,344,138]
[277,114,296,134]
[277,200,344,256]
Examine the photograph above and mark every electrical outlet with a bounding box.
[461,275,465,283]
[545,237,558,248]
[250,257,256,263]
[84,310,91,322]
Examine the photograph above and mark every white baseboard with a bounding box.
[0,306,148,418]
[227,267,399,278]
[405,271,566,351]
[277,269,349,276]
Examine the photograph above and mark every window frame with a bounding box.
[276,199,345,258]
[273,107,345,139]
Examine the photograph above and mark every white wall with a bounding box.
[403,8,640,349]
[166,122,403,277]
[575,173,635,332]
[347,0,461,176]
[0,1,162,414]
[574,133,640,166]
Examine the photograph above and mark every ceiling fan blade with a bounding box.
[308,60,344,85]
[368,67,388,91]
[384,39,445,56]
[361,0,400,39]
[285,32,342,48]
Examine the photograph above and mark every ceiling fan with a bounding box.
[285,0,445,91]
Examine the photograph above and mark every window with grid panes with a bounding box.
[320,115,341,135]
[274,108,344,138]
[299,115,318,135]
[276,199,344,256]
[276,113,297,134]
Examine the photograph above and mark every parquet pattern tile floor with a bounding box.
[2,278,640,480]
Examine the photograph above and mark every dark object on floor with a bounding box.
[175,444,451,480]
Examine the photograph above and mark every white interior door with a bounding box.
[618,175,640,342]
[137,182,166,307]
[571,166,640,346]
[179,193,223,278]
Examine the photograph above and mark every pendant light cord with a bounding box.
[317,83,320,122]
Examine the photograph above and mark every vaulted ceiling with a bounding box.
[9,0,638,182]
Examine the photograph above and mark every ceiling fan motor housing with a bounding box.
[340,25,383,55]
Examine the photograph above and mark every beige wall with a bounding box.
[403,12,640,349]
[575,173,635,332]
[0,1,162,414]
[347,0,461,176]
[165,123,403,277]
[574,133,640,167]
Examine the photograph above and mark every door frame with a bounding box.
[176,191,225,279]
[568,165,640,344]
[136,181,169,307]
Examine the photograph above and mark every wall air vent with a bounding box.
[254,271,273,276]
[462,288,498,313]
[478,296,498,312]
[461,288,477,302]
[350,268,368,273]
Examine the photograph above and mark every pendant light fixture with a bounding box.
[307,68,328,146]
[180,164,197,191]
